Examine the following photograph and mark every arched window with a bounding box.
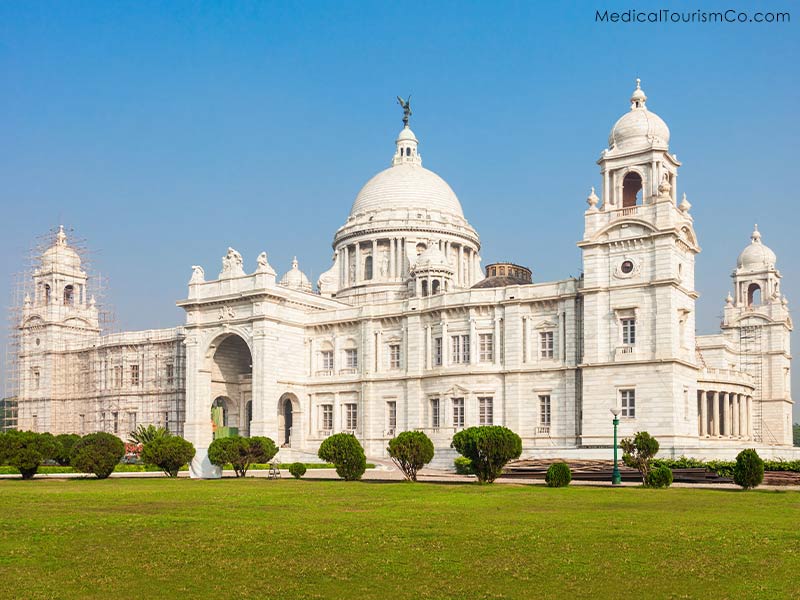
[364,255,373,280]
[622,172,643,207]
[43,284,51,304]
[421,280,429,297]
[63,285,74,306]
[747,283,762,306]
[432,280,440,295]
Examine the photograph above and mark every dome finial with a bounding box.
[630,78,647,109]
[56,224,67,247]
[397,95,412,128]
[752,224,761,243]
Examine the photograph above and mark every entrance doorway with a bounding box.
[282,397,293,446]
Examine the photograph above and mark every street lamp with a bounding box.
[610,407,621,485]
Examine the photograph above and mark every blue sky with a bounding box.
[1,1,797,417]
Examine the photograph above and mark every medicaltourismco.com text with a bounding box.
[596,9,789,24]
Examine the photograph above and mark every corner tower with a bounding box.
[578,80,701,450]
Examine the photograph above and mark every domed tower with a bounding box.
[722,226,792,445]
[327,99,481,302]
[279,257,313,293]
[578,80,701,448]
[409,244,455,297]
[17,226,100,431]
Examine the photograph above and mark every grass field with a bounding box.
[0,479,798,599]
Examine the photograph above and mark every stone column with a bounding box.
[355,242,361,284]
[747,396,753,438]
[389,238,395,279]
[442,321,449,367]
[372,239,378,280]
[374,330,382,373]
[458,245,464,287]
[739,394,747,438]
[425,325,432,370]
[732,394,739,438]
[493,315,501,366]
[722,392,730,437]
[710,391,720,437]
[699,389,707,437]
[469,318,477,365]
[344,245,350,286]
[521,316,528,364]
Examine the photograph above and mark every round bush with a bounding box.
[454,456,475,475]
[645,464,673,488]
[545,462,572,487]
[208,436,278,477]
[0,431,59,479]
[451,426,522,483]
[387,431,434,481]
[54,433,81,467]
[734,448,764,489]
[317,433,366,481]
[141,436,196,477]
[70,432,125,479]
[288,462,307,479]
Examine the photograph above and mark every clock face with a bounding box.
[620,260,634,274]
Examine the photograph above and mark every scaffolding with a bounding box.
[738,325,765,443]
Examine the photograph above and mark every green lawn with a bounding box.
[0,479,798,599]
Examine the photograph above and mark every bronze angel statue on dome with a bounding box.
[397,95,412,127]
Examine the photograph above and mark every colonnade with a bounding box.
[697,389,753,440]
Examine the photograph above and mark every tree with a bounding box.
[451,426,522,483]
[128,424,171,445]
[545,462,572,487]
[70,432,126,479]
[207,436,278,477]
[793,423,799,447]
[620,431,660,483]
[387,431,434,481]
[0,430,59,479]
[733,448,764,489]
[54,433,81,466]
[141,436,196,477]
[318,433,367,481]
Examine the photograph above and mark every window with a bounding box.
[164,411,170,430]
[621,318,636,345]
[430,398,440,429]
[621,389,636,418]
[540,331,554,358]
[322,404,333,431]
[433,337,443,366]
[130,364,140,386]
[166,363,175,386]
[389,344,401,369]
[479,397,493,425]
[345,403,358,430]
[112,412,119,434]
[63,285,74,306]
[113,366,123,388]
[479,333,494,362]
[345,348,358,369]
[452,398,465,429]
[622,171,643,207]
[79,414,85,434]
[451,335,470,364]
[32,367,40,390]
[621,260,634,274]
[387,401,397,433]
[539,395,551,426]
[321,350,334,371]
[364,255,373,280]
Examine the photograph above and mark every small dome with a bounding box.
[41,226,82,272]
[413,245,452,272]
[737,225,777,270]
[396,126,418,142]
[279,257,312,292]
[608,79,670,152]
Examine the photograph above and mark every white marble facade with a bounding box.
[14,81,795,477]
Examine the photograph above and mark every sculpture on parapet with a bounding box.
[190,265,205,284]
[255,251,276,276]
[220,247,245,279]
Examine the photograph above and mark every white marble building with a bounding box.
[13,81,795,477]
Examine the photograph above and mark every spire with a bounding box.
[630,78,647,110]
[56,224,67,247]
[751,224,762,243]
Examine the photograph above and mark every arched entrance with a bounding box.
[208,334,252,439]
[282,398,293,446]
[277,393,300,448]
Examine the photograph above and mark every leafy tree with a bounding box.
[793,423,800,447]
[387,431,434,481]
[620,431,660,483]
[208,436,278,477]
[645,464,673,488]
[318,433,367,481]
[0,430,59,479]
[54,433,81,466]
[70,432,125,479]
[733,449,764,489]
[545,462,572,487]
[141,436,196,477]
[451,426,522,483]
[128,424,171,445]
[288,463,307,479]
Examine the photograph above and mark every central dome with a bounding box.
[350,163,465,218]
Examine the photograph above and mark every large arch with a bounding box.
[206,333,253,439]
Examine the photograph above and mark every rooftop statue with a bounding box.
[397,95,412,127]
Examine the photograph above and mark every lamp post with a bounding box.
[610,407,621,485]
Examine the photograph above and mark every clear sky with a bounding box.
[1,1,797,417]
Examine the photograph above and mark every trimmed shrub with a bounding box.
[141,436,196,477]
[288,462,307,479]
[734,449,764,489]
[646,464,673,488]
[208,436,278,477]
[70,432,125,479]
[451,426,522,483]
[318,433,367,481]
[54,433,81,467]
[0,430,59,479]
[545,462,572,487]
[620,431,660,483]
[454,456,475,475]
[387,431,434,481]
